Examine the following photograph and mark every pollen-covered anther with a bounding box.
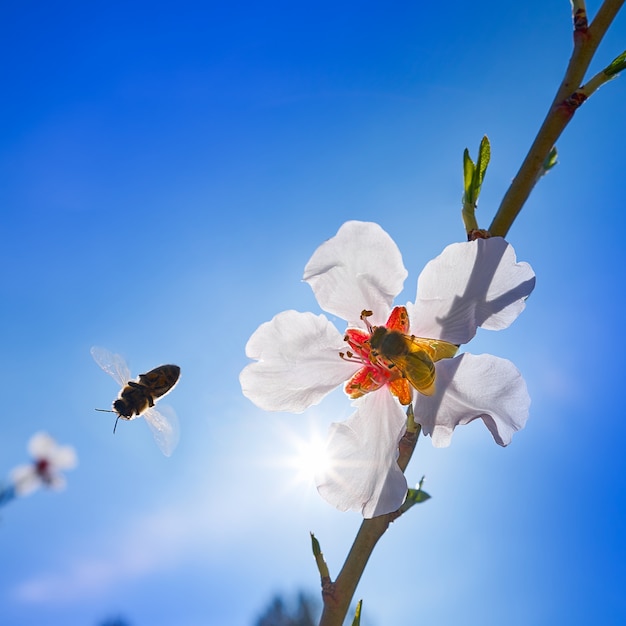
[360,309,375,332]
[339,349,362,364]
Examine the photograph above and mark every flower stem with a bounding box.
[488,0,625,237]
[318,423,419,626]
[571,0,589,32]
[0,484,16,508]
[319,515,392,626]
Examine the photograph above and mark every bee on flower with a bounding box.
[240,221,535,517]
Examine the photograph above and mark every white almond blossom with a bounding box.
[10,432,78,496]
[240,221,535,517]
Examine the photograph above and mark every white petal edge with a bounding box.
[414,353,530,448]
[10,465,41,496]
[27,432,77,470]
[410,238,536,344]
[240,310,358,413]
[49,444,78,470]
[303,221,408,327]
[316,391,408,518]
[28,432,57,458]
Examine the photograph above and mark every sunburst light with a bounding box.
[278,423,332,487]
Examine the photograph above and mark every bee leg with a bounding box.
[127,381,142,389]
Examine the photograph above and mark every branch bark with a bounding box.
[318,427,419,626]
[489,0,625,237]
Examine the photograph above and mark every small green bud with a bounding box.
[462,135,491,235]
[351,600,363,626]
[604,50,626,78]
[543,146,558,171]
[310,532,322,557]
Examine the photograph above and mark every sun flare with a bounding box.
[280,427,332,486]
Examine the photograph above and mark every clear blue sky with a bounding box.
[1,1,625,625]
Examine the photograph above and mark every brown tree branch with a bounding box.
[317,425,420,626]
[488,0,625,237]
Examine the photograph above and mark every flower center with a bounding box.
[340,307,459,403]
[339,313,396,375]
[35,458,52,484]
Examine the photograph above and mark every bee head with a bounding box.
[368,326,388,350]
[113,398,133,418]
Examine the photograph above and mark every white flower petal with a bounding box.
[49,445,78,470]
[316,392,408,518]
[411,237,535,344]
[240,310,357,413]
[10,465,41,496]
[303,221,408,326]
[27,432,57,459]
[26,432,77,471]
[414,353,530,448]
[47,474,67,491]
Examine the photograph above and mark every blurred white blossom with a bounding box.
[10,432,78,496]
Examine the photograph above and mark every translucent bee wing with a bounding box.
[405,337,458,361]
[90,346,132,387]
[142,404,180,457]
[396,350,436,396]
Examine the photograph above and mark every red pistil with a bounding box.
[340,306,412,403]
[35,458,53,485]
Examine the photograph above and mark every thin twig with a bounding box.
[318,421,420,626]
[489,0,624,237]
[316,5,624,624]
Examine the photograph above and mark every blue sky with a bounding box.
[1,1,625,625]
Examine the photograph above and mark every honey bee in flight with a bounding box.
[364,310,458,397]
[91,346,181,456]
